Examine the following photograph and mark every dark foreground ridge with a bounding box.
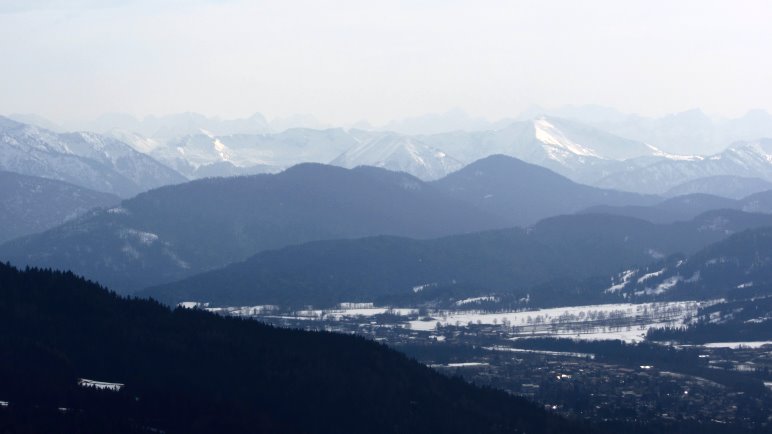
[0,263,589,434]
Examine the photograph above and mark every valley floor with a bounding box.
[197,300,772,432]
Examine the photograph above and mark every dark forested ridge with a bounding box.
[0,263,589,434]
[143,209,772,308]
[431,154,659,227]
[604,225,772,302]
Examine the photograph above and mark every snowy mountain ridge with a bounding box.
[331,133,463,180]
[595,139,772,194]
[0,116,186,197]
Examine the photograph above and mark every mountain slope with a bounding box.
[331,132,463,180]
[431,155,659,226]
[0,164,506,293]
[0,116,185,196]
[0,263,585,434]
[664,175,772,199]
[579,193,740,224]
[0,171,119,243]
[579,188,772,224]
[142,210,772,308]
[601,226,772,304]
[595,139,772,194]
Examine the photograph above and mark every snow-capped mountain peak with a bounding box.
[728,140,772,163]
[0,116,185,197]
[533,117,602,158]
[331,133,463,180]
[644,144,703,161]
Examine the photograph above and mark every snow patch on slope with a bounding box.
[534,118,602,158]
[605,269,637,293]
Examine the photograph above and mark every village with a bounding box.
[227,303,772,430]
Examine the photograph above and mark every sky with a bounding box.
[1,0,771,125]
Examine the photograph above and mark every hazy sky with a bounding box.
[1,0,771,125]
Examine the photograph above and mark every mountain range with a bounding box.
[332,132,463,180]
[0,154,696,292]
[0,164,505,292]
[4,153,772,296]
[142,209,772,308]
[517,106,772,155]
[0,116,186,197]
[594,139,772,194]
[420,116,660,185]
[9,109,772,199]
[150,127,359,177]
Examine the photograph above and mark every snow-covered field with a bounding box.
[700,341,772,349]
[410,301,711,342]
[483,345,595,359]
[256,306,419,321]
[428,362,490,368]
[210,300,716,344]
[77,378,124,391]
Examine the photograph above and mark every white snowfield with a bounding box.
[410,301,710,342]
[411,282,437,293]
[534,118,602,158]
[119,228,159,245]
[78,378,124,391]
[483,345,595,359]
[338,302,375,309]
[637,268,666,284]
[263,307,419,320]
[455,296,500,306]
[211,300,719,344]
[314,307,418,319]
[636,275,682,296]
[428,362,490,368]
[700,341,772,349]
[605,269,637,293]
[206,305,279,316]
[178,301,210,309]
